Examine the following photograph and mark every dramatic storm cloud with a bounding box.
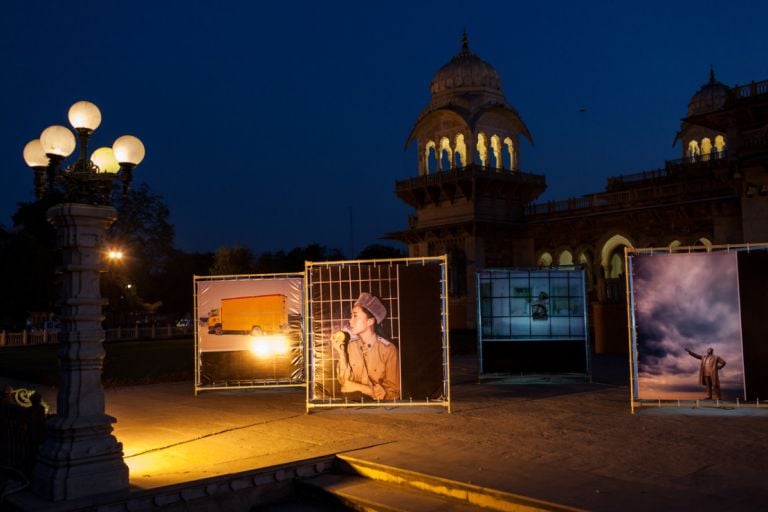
[632,252,744,399]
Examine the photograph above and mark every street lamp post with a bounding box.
[22,101,144,501]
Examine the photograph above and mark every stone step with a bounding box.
[298,454,585,512]
[298,472,483,512]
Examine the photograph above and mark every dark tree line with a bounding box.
[0,185,405,330]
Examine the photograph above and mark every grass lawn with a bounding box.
[0,338,194,387]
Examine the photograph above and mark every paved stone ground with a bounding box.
[3,354,767,511]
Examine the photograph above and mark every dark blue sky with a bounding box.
[3,1,767,255]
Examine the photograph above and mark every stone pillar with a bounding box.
[32,203,129,501]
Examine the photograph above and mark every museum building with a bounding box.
[389,34,768,353]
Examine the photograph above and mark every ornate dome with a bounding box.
[687,68,729,116]
[429,33,503,96]
[406,32,533,151]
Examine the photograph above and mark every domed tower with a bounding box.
[406,32,533,174]
[674,68,729,161]
[678,68,768,243]
[391,33,546,329]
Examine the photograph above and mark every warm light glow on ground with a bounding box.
[124,446,230,488]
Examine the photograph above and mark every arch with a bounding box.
[454,133,467,168]
[701,137,712,161]
[608,253,623,278]
[695,237,713,251]
[714,134,726,157]
[558,250,573,265]
[472,107,534,146]
[576,250,595,291]
[668,240,682,249]
[687,140,700,162]
[476,132,488,167]
[490,134,502,170]
[538,252,553,267]
[439,137,452,171]
[600,234,633,277]
[424,140,437,175]
[503,137,515,170]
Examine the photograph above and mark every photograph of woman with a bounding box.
[332,292,401,400]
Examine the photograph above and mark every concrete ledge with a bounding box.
[336,454,585,512]
[3,455,337,512]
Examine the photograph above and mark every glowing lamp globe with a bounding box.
[68,101,102,131]
[91,147,120,174]
[112,135,145,165]
[23,139,49,168]
[40,125,76,158]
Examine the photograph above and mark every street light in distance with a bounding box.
[106,247,125,262]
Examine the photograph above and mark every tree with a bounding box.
[111,183,175,276]
[105,183,177,322]
[284,243,343,270]
[0,195,62,328]
[210,245,255,275]
[0,228,57,328]
[161,250,213,319]
[356,243,407,260]
[252,243,344,273]
[0,182,180,328]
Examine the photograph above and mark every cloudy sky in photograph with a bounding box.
[632,252,745,400]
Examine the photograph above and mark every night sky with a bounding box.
[3,1,767,255]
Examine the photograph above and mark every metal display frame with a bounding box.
[304,256,450,412]
[193,272,305,395]
[626,243,768,414]
[476,266,590,377]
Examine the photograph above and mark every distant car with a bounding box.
[176,319,193,329]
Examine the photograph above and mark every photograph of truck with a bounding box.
[207,294,288,336]
[194,275,304,391]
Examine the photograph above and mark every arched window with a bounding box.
[476,133,488,167]
[490,135,501,170]
[668,240,682,249]
[538,252,553,267]
[714,135,726,158]
[424,141,437,175]
[439,137,452,171]
[701,138,712,161]
[577,252,594,291]
[695,238,713,251]
[454,134,466,169]
[600,234,633,278]
[559,250,573,265]
[687,140,700,162]
[599,236,631,303]
[609,253,623,278]
[503,137,515,170]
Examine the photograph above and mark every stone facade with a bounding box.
[390,37,768,353]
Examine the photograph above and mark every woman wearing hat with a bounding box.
[333,292,400,400]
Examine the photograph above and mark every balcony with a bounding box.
[395,164,546,208]
[526,178,734,219]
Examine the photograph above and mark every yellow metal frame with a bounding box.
[193,272,306,395]
[625,242,768,413]
[303,255,451,412]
